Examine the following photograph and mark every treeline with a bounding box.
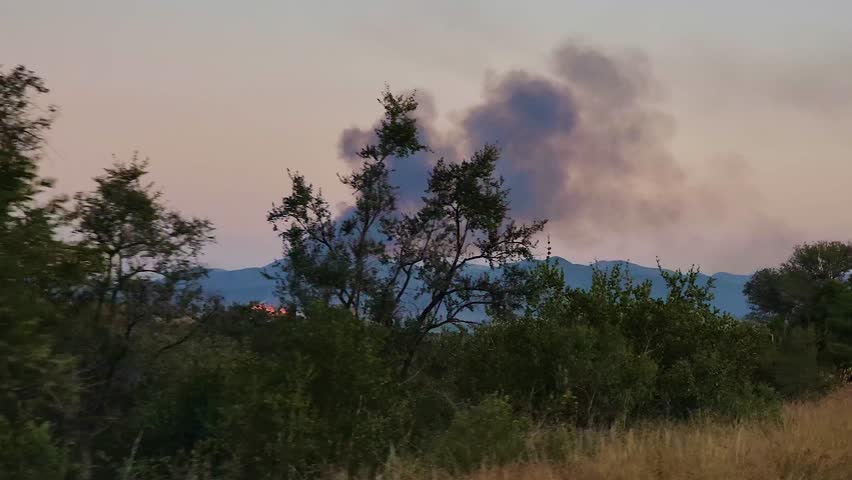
[2,66,851,479]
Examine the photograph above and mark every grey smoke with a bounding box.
[338,43,710,240]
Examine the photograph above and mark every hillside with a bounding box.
[404,387,852,480]
[201,257,753,317]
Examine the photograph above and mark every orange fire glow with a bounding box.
[251,303,288,315]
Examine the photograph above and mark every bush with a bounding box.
[760,325,835,399]
[429,395,529,473]
[0,419,68,480]
[200,304,404,479]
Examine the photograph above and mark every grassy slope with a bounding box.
[382,387,852,480]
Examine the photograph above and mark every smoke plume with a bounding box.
[337,42,794,266]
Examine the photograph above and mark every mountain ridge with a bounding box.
[201,257,753,317]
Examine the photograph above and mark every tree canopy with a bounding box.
[0,67,850,479]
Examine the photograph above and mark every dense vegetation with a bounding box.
[1,66,850,479]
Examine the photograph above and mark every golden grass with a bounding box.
[383,387,852,480]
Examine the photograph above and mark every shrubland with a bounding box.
[1,66,850,479]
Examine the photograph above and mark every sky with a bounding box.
[2,0,851,274]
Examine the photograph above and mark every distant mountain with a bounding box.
[202,266,279,305]
[201,257,753,318]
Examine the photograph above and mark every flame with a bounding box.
[251,303,288,315]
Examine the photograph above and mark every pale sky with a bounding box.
[3,0,851,273]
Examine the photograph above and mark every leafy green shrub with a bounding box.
[0,419,68,480]
[429,395,529,473]
[197,304,404,479]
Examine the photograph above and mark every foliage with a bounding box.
[437,262,777,427]
[0,65,56,215]
[2,70,850,479]
[70,156,214,311]
[0,419,68,480]
[746,241,852,392]
[266,89,428,318]
[190,304,405,479]
[267,89,546,375]
[429,395,530,474]
[0,65,78,479]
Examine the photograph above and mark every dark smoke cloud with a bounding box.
[338,43,688,240]
[465,44,687,238]
[336,42,790,259]
[460,71,578,224]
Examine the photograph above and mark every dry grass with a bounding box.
[382,387,852,480]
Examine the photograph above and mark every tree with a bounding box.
[746,241,852,321]
[71,157,214,322]
[67,157,216,478]
[268,88,546,373]
[0,66,56,216]
[0,65,77,479]
[783,241,852,281]
[267,89,428,318]
[745,241,852,376]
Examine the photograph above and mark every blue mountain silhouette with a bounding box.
[201,257,753,317]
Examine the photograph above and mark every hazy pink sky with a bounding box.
[3,1,851,273]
